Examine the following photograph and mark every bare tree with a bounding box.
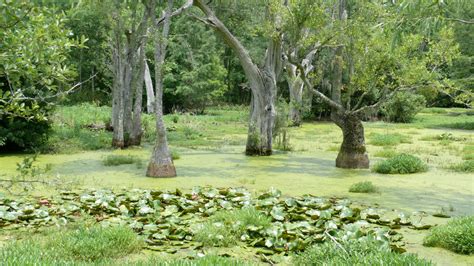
[193,0,283,156]
[111,0,152,148]
[144,60,155,114]
[146,0,176,177]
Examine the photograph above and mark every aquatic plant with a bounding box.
[373,154,428,174]
[349,181,378,193]
[424,216,474,255]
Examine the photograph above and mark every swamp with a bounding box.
[1,0,473,265]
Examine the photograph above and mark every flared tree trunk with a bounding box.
[147,0,176,177]
[334,113,369,168]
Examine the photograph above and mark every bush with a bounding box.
[0,117,51,151]
[369,133,411,146]
[382,92,426,123]
[194,207,272,247]
[424,216,474,254]
[373,154,428,174]
[293,238,432,265]
[349,181,379,193]
[103,154,140,166]
[448,160,474,173]
[0,225,143,264]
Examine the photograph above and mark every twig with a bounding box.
[325,230,349,255]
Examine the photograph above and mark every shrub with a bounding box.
[0,117,51,151]
[382,92,426,123]
[424,216,474,255]
[349,181,378,193]
[0,225,143,264]
[293,238,432,265]
[103,154,140,166]
[373,154,428,174]
[448,160,474,173]
[194,207,272,247]
[369,133,411,146]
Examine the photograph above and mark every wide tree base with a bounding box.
[146,162,177,177]
[111,139,125,149]
[336,151,369,169]
[245,147,272,156]
[126,135,142,147]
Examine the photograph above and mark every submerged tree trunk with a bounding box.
[333,113,369,168]
[144,60,155,114]
[193,0,282,156]
[147,0,176,178]
[111,12,125,148]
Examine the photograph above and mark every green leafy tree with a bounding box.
[0,0,84,150]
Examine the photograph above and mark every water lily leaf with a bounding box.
[270,207,285,221]
[163,205,179,217]
[340,207,353,220]
[138,206,155,216]
[305,209,320,220]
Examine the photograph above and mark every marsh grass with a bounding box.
[134,255,252,266]
[194,207,272,247]
[373,148,397,158]
[0,225,143,264]
[447,160,474,173]
[326,145,340,152]
[293,238,432,265]
[349,181,379,193]
[373,154,428,174]
[423,216,474,255]
[103,154,140,166]
[369,133,411,146]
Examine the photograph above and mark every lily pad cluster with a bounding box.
[0,187,434,255]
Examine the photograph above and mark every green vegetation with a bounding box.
[424,216,474,255]
[369,133,411,146]
[103,155,140,166]
[373,149,397,158]
[349,181,379,193]
[0,225,143,264]
[448,160,474,173]
[373,154,428,174]
[293,238,432,265]
[382,92,426,123]
[194,207,272,247]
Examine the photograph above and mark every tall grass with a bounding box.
[424,216,474,254]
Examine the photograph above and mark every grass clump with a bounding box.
[349,181,378,193]
[194,207,272,247]
[447,160,474,173]
[423,216,474,255]
[369,133,411,146]
[103,154,140,166]
[373,153,428,174]
[373,148,397,158]
[0,225,143,264]
[293,238,432,266]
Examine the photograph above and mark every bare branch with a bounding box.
[155,0,193,26]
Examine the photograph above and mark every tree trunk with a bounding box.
[334,113,369,169]
[111,15,125,148]
[193,0,282,156]
[147,0,176,178]
[144,60,155,114]
[129,46,146,146]
[287,64,304,126]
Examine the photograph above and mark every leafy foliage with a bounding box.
[382,92,426,123]
[102,154,140,166]
[424,216,474,255]
[373,154,428,174]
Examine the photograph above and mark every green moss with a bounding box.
[349,181,378,193]
[424,216,474,255]
[372,154,428,174]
